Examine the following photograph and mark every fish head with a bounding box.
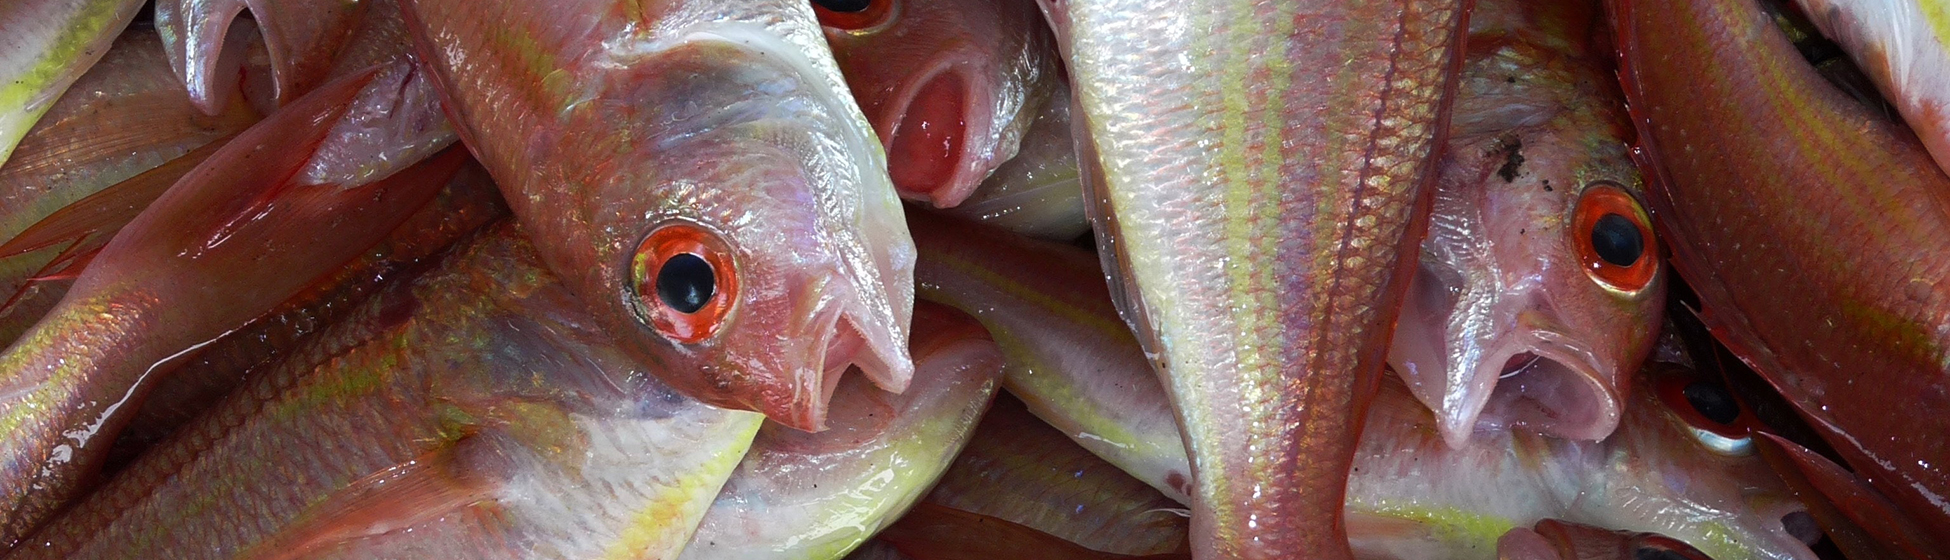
[1389,53,1665,447]
[1578,362,1822,560]
[561,37,916,434]
[812,0,1061,207]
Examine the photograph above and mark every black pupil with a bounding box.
[1635,547,1693,560]
[655,253,715,314]
[1682,381,1742,425]
[814,0,872,12]
[1591,213,1644,267]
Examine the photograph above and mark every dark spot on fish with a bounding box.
[375,292,421,330]
[1496,137,1525,183]
[1683,380,1741,425]
[1167,472,1189,496]
[1505,76,1516,84]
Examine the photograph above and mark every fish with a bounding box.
[1389,0,1665,447]
[1036,0,1470,555]
[812,0,1062,208]
[1753,432,1948,559]
[908,210,1189,504]
[1495,519,1711,560]
[0,26,261,346]
[945,85,1091,242]
[908,213,1815,560]
[154,0,367,113]
[875,502,1189,560]
[680,302,1002,559]
[1784,0,1950,176]
[923,394,1190,557]
[1608,0,1950,536]
[11,222,765,559]
[0,70,461,547]
[402,0,917,432]
[100,160,509,475]
[0,0,145,167]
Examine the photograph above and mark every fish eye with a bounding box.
[632,221,738,344]
[811,0,894,30]
[1572,182,1660,294]
[1655,373,1754,456]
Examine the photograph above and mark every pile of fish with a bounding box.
[0,0,1943,557]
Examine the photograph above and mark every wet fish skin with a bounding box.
[1608,0,1950,536]
[945,85,1091,242]
[1038,0,1470,555]
[908,210,1189,504]
[1786,0,1950,176]
[924,395,1190,557]
[817,0,1061,207]
[0,0,145,167]
[154,0,367,113]
[402,0,916,432]
[1390,0,1665,447]
[0,72,459,546]
[1495,519,1712,560]
[0,26,261,346]
[13,222,764,559]
[680,302,1002,560]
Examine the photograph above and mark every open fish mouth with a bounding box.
[1468,339,1621,444]
[881,59,982,208]
[797,294,912,432]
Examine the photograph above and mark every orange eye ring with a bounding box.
[812,0,895,31]
[1653,372,1755,456]
[632,221,738,344]
[1572,182,1659,294]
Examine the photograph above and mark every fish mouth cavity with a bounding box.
[883,60,981,207]
[1476,342,1620,442]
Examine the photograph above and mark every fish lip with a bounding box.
[876,54,988,208]
[786,286,913,433]
[1441,328,1621,446]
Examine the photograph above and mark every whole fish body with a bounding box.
[907,215,1813,560]
[1389,0,1665,447]
[1036,0,1470,555]
[403,0,917,432]
[923,394,1190,557]
[0,26,261,345]
[681,302,1002,560]
[815,0,1062,208]
[0,0,145,167]
[1787,0,1950,177]
[1609,0,1950,536]
[14,222,765,559]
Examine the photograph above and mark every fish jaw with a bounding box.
[947,85,1093,242]
[1391,299,1625,447]
[154,0,367,114]
[823,0,1059,208]
[402,1,916,433]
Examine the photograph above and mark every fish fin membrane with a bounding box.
[879,502,1187,560]
[1754,432,1948,560]
[239,436,505,560]
[0,135,231,261]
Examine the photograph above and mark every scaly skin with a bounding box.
[1609,0,1950,536]
[402,0,916,432]
[0,0,144,167]
[1036,0,1469,556]
[907,216,1813,560]
[0,27,261,346]
[1389,0,1664,446]
[13,223,764,559]
[924,395,1190,557]
[0,71,458,547]
[680,303,1002,560]
[1788,0,1950,176]
[818,0,1061,207]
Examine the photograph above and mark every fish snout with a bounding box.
[764,270,915,433]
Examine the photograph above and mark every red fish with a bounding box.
[1609,0,1950,536]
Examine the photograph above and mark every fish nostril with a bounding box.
[1781,511,1822,546]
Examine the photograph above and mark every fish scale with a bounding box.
[1040,0,1467,556]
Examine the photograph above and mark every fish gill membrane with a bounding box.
[814,0,1062,208]
[1608,0,1950,537]
[10,222,766,559]
[0,69,461,549]
[402,0,917,433]
[680,302,1003,560]
[0,0,147,168]
[905,215,1818,560]
[1386,0,1665,449]
[1035,0,1471,556]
